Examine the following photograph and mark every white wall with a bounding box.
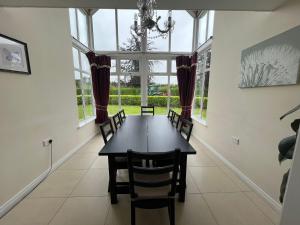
[192,0,300,205]
[0,8,98,208]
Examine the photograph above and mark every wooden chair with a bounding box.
[167,109,175,121]
[113,113,122,130]
[127,149,181,225]
[171,112,180,129]
[179,119,193,142]
[99,119,115,144]
[100,119,127,192]
[119,109,126,123]
[141,106,155,116]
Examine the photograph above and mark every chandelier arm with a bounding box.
[155,23,171,34]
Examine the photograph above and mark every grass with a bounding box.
[78,104,206,121]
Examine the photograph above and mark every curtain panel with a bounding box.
[86,51,111,124]
[176,52,198,120]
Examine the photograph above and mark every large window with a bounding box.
[198,11,215,47]
[69,9,89,46]
[72,47,95,122]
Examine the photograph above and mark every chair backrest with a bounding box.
[112,113,122,130]
[179,119,193,142]
[99,119,114,144]
[167,109,174,120]
[171,112,180,128]
[141,106,155,116]
[127,149,181,199]
[119,109,126,122]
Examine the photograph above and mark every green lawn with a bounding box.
[78,104,206,121]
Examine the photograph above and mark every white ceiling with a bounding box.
[0,0,288,11]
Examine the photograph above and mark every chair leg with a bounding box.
[168,200,175,225]
[131,203,136,225]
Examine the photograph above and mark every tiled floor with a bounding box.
[0,135,281,225]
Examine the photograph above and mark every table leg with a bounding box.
[178,154,187,202]
[108,156,118,204]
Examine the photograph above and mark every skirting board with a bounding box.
[0,132,98,218]
[192,134,282,213]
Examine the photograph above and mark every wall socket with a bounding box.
[42,138,53,147]
[232,136,240,145]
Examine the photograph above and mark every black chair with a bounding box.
[100,119,127,192]
[119,109,126,123]
[167,109,175,121]
[141,106,155,116]
[171,112,180,128]
[127,149,181,225]
[113,113,122,130]
[99,119,115,144]
[179,119,193,142]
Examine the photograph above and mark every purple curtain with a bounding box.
[176,52,198,120]
[86,51,111,124]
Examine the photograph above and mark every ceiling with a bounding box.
[0,0,288,11]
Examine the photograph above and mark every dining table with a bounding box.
[98,115,196,204]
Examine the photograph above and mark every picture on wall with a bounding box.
[0,34,31,75]
[240,25,300,88]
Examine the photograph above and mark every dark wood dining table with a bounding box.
[98,115,196,204]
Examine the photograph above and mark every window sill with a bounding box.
[192,116,207,127]
[77,116,96,129]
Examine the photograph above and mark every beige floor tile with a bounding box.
[244,192,281,225]
[204,192,274,225]
[29,170,86,198]
[187,150,216,167]
[186,169,201,194]
[91,156,108,169]
[58,153,97,170]
[49,197,109,225]
[189,167,240,193]
[0,198,65,225]
[219,166,251,192]
[71,168,109,197]
[176,194,217,225]
[77,136,104,154]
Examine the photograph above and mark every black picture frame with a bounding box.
[0,33,31,75]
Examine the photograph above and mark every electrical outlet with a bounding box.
[232,136,240,145]
[42,138,52,147]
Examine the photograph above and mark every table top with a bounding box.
[99,115,197,156]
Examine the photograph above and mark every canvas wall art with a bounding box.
[0,34,31,75]
[240,25,300,88]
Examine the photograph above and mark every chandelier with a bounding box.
[131,0,175,39]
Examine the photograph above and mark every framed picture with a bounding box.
[240,25,300,88]
[0,33,31,75]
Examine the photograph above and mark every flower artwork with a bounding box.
[240,26,300,88]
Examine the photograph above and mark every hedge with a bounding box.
[77,95,207,108]
[109,86,179,96]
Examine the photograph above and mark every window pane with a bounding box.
[201,72,210,120]
[198,13,208,46]
[149,60,167,73]
[75,71,84,121]
[171,11,193,52]
[108,75,119,115]
[118,9,140,51]
[148,76,168,115]
[93,9,117,51]
[69,8,78,38]
[120,75,141,115]
[120,59,139,73]
[207,11,215,38]
[82,73,94,118]
[193,73,202,119]
[148,10,169,52]
[80,52,90,73]
[170,76,180,114]
[72,48,80,69]
[171,60,176,73]
[77,10,88,46]
[111,59,116,73]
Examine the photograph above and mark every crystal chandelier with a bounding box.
[131,0,175,39]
